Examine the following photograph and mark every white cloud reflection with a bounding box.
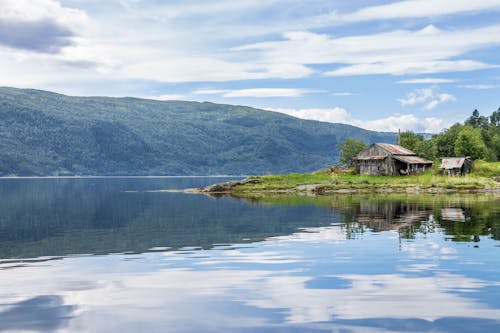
[0,224,499,332]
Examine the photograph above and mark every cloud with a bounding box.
[123,58,313,83]
[0,19,74,53]
[266,107,451,133]
[147,94,187,101]
[119,0,282,21]
[314,0,500,24]
[398,87,456,110]
[1,0,499,96]
[325,60,493,77]
[193,88,317,98]
[331,92,354,96]
[192,89,229,95]
[458,84,500,89]
[397,78,456,84]
[237,24,500,77]
[0,0,88,53]
[268,107,353,124]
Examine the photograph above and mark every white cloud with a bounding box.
[1,0,499,99]
[397,78,456,84]
[123,58,313,83]
[2,1,500,88]
[0,0,87,26]
[119,0,282,21]
[398,87,456,110]
[193,88,317,98]
[237,25,500,77]
[325,60,493,77]
[314,0,500,24]
[268,107,353,124]
[266,107,450,133]
[147,94,187,101]
[331,92,354,96]
[458,84,500,89]
[192,89,229,95]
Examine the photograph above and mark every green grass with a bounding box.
[234,192,499,208]
[233,162,500,193]
[473,160,500,177]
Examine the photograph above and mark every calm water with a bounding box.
[0,178,499,333]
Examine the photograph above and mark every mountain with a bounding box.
[0,87,396,176]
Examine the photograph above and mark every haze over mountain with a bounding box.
[0,87,395,176]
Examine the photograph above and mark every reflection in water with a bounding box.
[0,228,499,332]
[0,295,74,332]
[0,178,338,259]
[0,179,499,332]
[441,208,467,222]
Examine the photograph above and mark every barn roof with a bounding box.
[375,143,415,155]
[392,155,433,164]
[354,155,387,161]
[440,157,470,169]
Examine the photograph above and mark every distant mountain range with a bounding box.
[0,87,396,176]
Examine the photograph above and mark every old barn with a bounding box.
[354,143,433,176]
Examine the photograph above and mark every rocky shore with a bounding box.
[195,175,500,195]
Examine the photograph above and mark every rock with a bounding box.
[201,181,242,193]
[242,176,261,185]
[296,184,319,192]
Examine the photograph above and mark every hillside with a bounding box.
[0,87,396,176]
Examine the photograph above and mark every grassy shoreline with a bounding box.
[201,161,500,194]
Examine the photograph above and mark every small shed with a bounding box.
[354,143,433,176]
[440,157,473,176]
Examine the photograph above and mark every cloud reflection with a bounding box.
[0,223,498,332]
[0,295,74,332]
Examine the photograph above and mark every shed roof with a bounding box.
[393,155,433,164]
[440,157,470,169]
[375,143,415,156]
[441,208,466,222]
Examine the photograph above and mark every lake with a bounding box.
[0,177,499,333]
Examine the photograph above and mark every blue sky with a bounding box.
[1,0,500,133]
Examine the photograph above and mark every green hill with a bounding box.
[0,87,395,176]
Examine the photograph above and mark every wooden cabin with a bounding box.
[354,143,433,176]
[440,157,473,176]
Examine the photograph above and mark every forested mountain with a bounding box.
[0,87,395,176]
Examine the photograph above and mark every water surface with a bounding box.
[0,178,499,332]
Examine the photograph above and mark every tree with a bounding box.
[454,126,487,160]
[492,133,500,161]
[433,123,463,157]
[337,138,367,167]
[414,139,437,161]
[466,109,481,127]
[399,131,424,152]
[490,108,500,127]
[466,109,488,129]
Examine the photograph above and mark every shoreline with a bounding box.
[0,175,245,180]
[191,186,500,195]
[193,171,500,196]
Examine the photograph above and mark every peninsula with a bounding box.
[198,161,500,195]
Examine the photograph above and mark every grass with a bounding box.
[234,192,500,208]
[232,162,500,194]
[473,160,500,177]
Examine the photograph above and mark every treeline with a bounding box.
[400,108,500,161]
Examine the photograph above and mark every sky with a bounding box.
[1,0,500,133]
